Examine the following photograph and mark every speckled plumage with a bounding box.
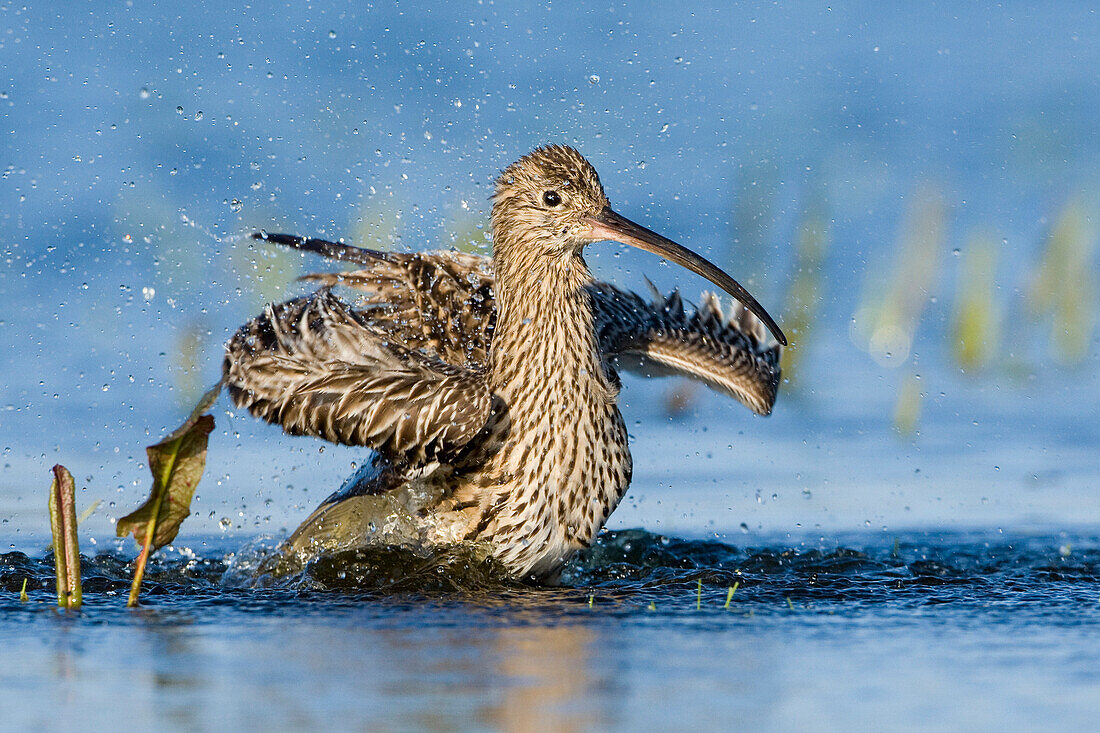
[225,145,783,579]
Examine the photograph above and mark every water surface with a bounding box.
[3,529,1099,730]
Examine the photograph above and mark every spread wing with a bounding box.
[223,287,493,465]
[588,285,781,416]
[253,233,496,368]
[247,232,781,418]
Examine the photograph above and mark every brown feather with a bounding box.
[224,289,492,465]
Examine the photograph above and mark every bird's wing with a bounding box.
[253,233,496,368]
[223,288,493,465]
[588,283,782,416]
[249,233,779,416]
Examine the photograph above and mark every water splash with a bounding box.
[6,530,1099,611]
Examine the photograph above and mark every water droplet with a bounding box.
[139,87,150,100]
[219,517,232,531]
[588,74,600,84]
[141,286,155,301]
[229,199,243,212]
[328,30,337,39]
[176,106,184,115]
[193,110,203,121]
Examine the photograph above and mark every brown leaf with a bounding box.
[116,413,215,551]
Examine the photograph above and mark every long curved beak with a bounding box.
[583,208,787,346]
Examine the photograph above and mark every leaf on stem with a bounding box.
[116,382,220,607]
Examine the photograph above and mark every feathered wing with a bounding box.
[588,284,782,416]
[223,287,493,465]
[253,233,496,368]
[245,233,780,418]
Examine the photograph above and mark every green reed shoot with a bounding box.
[852,184,946,368]
[1027,197,1097,365]
[892,372,923,437]
[950,233,1002,372]
[724,582,740,609]
[781,197,830,388]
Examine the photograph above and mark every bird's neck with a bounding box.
[471,236,629,577]
[489,246,602,395]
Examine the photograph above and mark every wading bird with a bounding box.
[225,145,784,580]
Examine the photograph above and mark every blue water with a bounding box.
[3,530,1100,730]
[2,2,1100,730]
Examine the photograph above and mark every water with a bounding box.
[3,2,1100,730]
[3,530,1099,730]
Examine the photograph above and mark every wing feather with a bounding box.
[588,284,782,416]
[223,289,492,464]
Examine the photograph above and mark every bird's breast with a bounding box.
[437,370,632,578]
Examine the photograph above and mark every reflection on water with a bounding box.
[95,605,610,730]
[489,625,604,733]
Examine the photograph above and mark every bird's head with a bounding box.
[491,144,610,257]
[491,145,786,345]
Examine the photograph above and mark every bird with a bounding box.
[223,144,785,581]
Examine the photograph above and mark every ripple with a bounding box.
[4,530,1100,615]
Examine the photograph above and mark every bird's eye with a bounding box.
[542,190,562,207]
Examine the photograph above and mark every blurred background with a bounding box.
[2,2,1098,550]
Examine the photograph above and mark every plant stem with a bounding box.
[48,465,82,609]
[724,582,740,609]
[126,449,178,608]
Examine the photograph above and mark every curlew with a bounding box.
[224,145,785,580]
